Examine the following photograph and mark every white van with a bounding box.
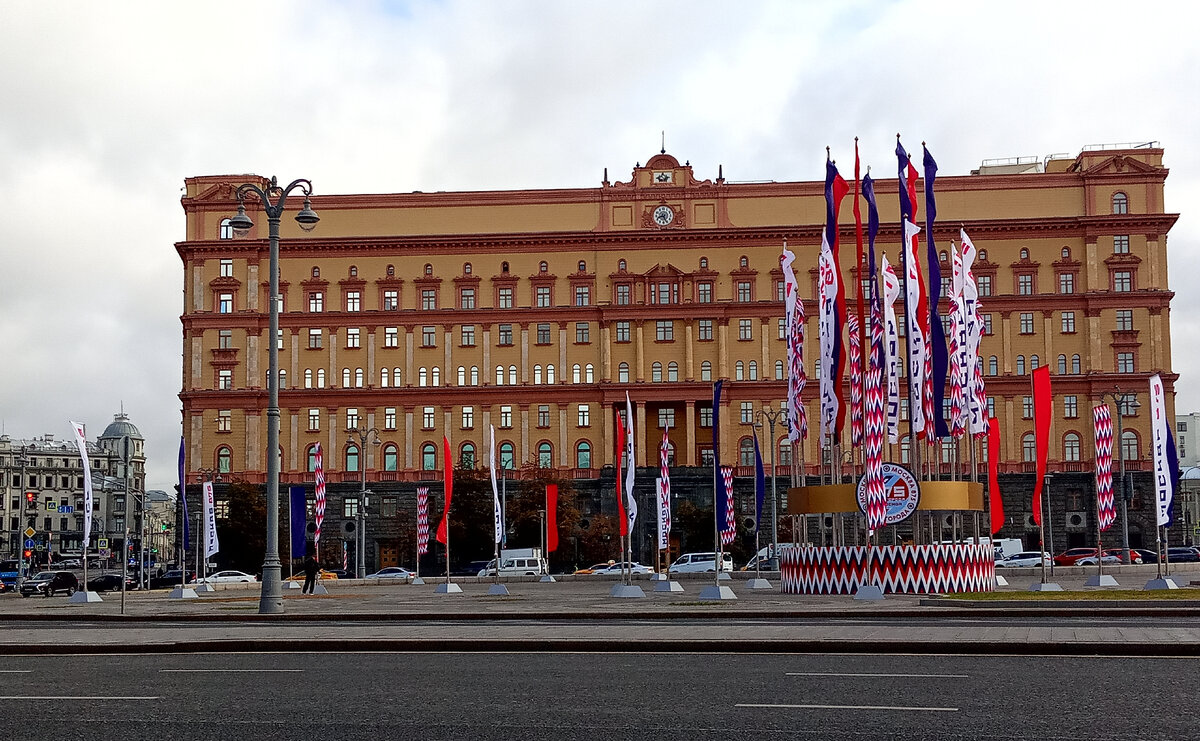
[668,552,734,574]
[477,556,547,577]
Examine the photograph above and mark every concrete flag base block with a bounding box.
[283,581,302,590]
[487,584,510,596]
[650,573,668,582]
[68,590,102,603]
[411,577,425,585]
[195,584,216,594]
[539,575,556,583]
[1167,576,1185,588]
[994,574,1009,587]
[1085,574,1120,587]
[653,580,684,593]
[1028,582,1064,592]
[698,585,737,601]
[1144,578,1179,591]
[311,583,329,595]
[167,587,199,600]
[434,582,463,594]
[610,584,646,598]
[853,584,885,601]
[744,578,773,590]
[717,572,731,581]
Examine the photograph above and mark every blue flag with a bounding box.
[713,381,727,529]
[178,436,190,553]
[753,430,765,531]
[924,144,951,439]
[1166,427,1180,528]
[289,486,308,555]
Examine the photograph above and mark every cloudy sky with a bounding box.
[1,0,1196,491]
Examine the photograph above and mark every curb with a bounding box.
[921,598,1200,609]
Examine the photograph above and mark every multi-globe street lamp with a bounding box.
[346,425,381,578]
[228,177,319,614]
[1099,388,1139,565]
[754,406,783,569]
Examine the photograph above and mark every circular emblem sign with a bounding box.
[856,462,921,526]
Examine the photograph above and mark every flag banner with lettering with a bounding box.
[897,139,929,440]
[923,144,950,439]
[753,430,766,531]
[848,314,863,446]
[948,240,969,438]
[882,254,901,442]
[822,157,850,438]
[862,172,887,533]
[416,486,430,555]
[624,392,638,535]
[178,435,190,553]
[435,436,453,545]
[1031,366,1052,526]
[546,484,558,553]
[289,485,307,556]
[1150,374,1173,527]
[782,241,808,443]
[489,425,502,545]
[960,230,988,436]
[818,211,839,441]
[69,421,94,550]
[314,442,326,545]
[1093,404,1116,532]
[720,465,736,546]
[850,140,866,448]
[616,406,629,536]
[202,480,220,558]
[713,380,728,533]
[987,416,1005,535]
[656,477,671,551]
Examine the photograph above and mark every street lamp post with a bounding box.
[228,177,319,614]
[1101,389,1139,565]
[755,407,783,569]
[346,425,380,579]
[15,446,29,586]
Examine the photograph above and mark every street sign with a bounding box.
[24,539,34,549]
[97,538,109,549]
[57,505,74,514]
[98,549,111,558]
[46,502,57,512]
[23,527,35,538]
[35,545,44,552]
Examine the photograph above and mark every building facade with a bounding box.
[177,143,1184,568]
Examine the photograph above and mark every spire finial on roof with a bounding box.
[661,130,666,155]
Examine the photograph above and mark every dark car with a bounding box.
[1166,547,1200,563]
[86,573,138,593]
[148,570,196,590]
[20,571,79,597]
[452,560,492,577]
[1131,548,1159,564]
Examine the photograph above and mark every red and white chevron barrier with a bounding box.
[780,543,995,595]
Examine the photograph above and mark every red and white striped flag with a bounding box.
[313,443,326,545]
[720,465,736,546]
[416,486,430,555]
[848,314,863,446]
[1093,404,1116,531]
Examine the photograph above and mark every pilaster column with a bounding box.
[684,319,695,380]
[636,401,647,466]
[1000,311,1013,373]
[685,400,697,466]
[520,324,530,384]
[635,320,646,382]
[718,320,730,379]
[405,327,414,387]
[601,324,612,380]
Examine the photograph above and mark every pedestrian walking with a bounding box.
[302,555,319,594]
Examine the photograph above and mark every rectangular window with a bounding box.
[1019,312,1034,334]
[1117,352,1135,374]
[574,286,590,306]
[422,326,436,347]
[346,408,360,429]
[537,405,550,427]
[498,287,514,308]
[422,407,435,429]
[737,281,752,302]
[982,314,994,335]
[384,327,398,348]
[977,275,992,297]
[461,324,476,346]
[1022,396,1034,419]
[740,402,754,424]
[1059,273,1075,294]
[421,289,437,310]
[1118,395,1138,416]
[536,323,551,344]
[217,369,232,390]
[1115,309,1134,331]
[308,292,324,312]
[499,405,512,428]
[346,291,361,312]
[219,258,233,277]
[308,408,320,431]
[778,318,786,340]
[460,287,476,309]
[1060,312,1075,333]
[384,407,397,430]
[575,322,590,343]
[218,293,233,313]
[577,404,590,427]
[698,320,713,341]
[1113,235,1130,254]
[1017,274,1033,295]
[343,497,359,518]
[381,496,398,518]
[1064,396,1078,419]
[218,329,233,349]
[346,328,361,348]
[655,283,678,305]
[1114,271,1132,292]
[739,319,752,341]
[615,284,631,305]
[536,286,551,308]
[656,320,674,342]
[498,324,513,346]
[383,290,399,311]
[461,406,474,429]
[308,329,322,349]
[698,282,713,303]
[277,329,284,350]
[699,407,713,427]
[216,410,231,432]
[658,408,675,428]
[775,280,786,302]
[615,321,630,343]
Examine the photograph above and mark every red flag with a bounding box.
[435,435,453,544]
[546,484,558,553]
[987,416,1004,535]
[615,409,628,536]
[1031,367,1052,526]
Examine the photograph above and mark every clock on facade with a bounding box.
[652,205,674,226]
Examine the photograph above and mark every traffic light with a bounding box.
[23,550,31,559]
[25,491,34,504]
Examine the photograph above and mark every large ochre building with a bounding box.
[177,144,1183,568]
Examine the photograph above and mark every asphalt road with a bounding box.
[0,651,1194,740]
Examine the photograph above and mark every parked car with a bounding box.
[1103,548,1142,564]
[477,556,547,577]
[1076,554,1122,566]
[59,559,82,569]
[997,551,1051,568]
[573,562,615,575]
[451,561,492,577]
[86,573,138,592]
[197,570,257,584]
[148,570,196,590]
[365,567,414,580]
[1165,547,1200,563]
[668,552,735,574]
[20,571,79,597]
[1131,548,1159,564]
[1053,548,1100,566]
[592,562,653,576]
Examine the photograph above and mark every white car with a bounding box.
[58,559,82,569]
[477,556,547,577]
[365,567,414,580]
[668,552,735,574]
[996,552,1051,568]
[1076,554,1122,566]
[198,570,257,584]
[593,562,653,576]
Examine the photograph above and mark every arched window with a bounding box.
[576,441,592,469]
[381,368,390,388]
[349,265,358,278]
[652,362,663,383]
[219,218,233,240]
[501,261,509,274]
[305,369,313,388]
[216,446,232,474]
[1057,355,1067,375]
[578,260,587,272]
[668,361,679,382]
[1016,356,1026,376]
[499,442,515,470]
[382,444,399,472]
[307,445,320,472]
[431,367,441,386]
[748,360,758,381]
[618,259,627,271]
[739,437,755,467]
[355,368,364,387]
[662,441,676,466]
[458,366,466,386]
[775,360,785,380]
[988,356,998,376]
[778,439,792,466]
[735,361,745,381]
[421,443,438,471]
[739,255,749,268]
[1112,192,1128,214]
[1071,354,1081,374]
[345,444,360,473]
[1121,430,1139,462]
[978,250,987,261]
[539,261,548,273]
[460,442,476,469]
[423,263,433,275]
[342,368,351,387]
[419,367,428,387]
[573,364,582,384]
[701,360,712,381]
[386,264,395,277]
[317,369,325,388]
[394,367,402,386]
[537,442,553,468]
[471,366,479,385]
[585,364,594,383]
[940,250,948,263]
[1030,355,1039,370]
[311,266,321,278]
[278,369,286,389]
[508,365,517,385]
[1022,433,1037,462]
[900,436,911,464]
[1063,433,1081,462]
[534,365,542,385]
[496,365,505,385]
[463,262,472,274]
[618,362,630,383]
[546,365,555,384]
[1020,247,1029,260]
[1061,247,1071,259]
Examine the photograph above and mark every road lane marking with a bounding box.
[785,672,969,678]
[0,670,32,673]
[159,669,303,673]
[0,696,159,701]
[737,703,958,712]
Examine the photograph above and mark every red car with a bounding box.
[1053,548,1099,566]
[1105,548,1142,564]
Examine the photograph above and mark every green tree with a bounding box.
[505,463,582,572]
[214,481,267,573]
[444,465,494,565]
[576,513,620,566]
